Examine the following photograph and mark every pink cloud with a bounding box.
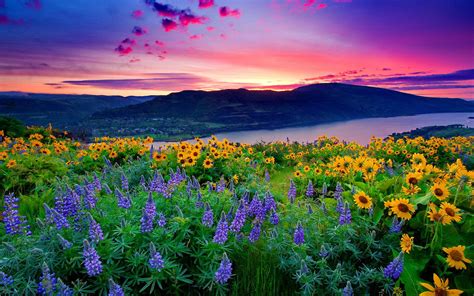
[207,26,215,31]
[132,26,147,36]
[219,7,241,18]
[162,18,178,31]
[199,0,214,9]
[190,34,203,40]
[179,13,207,26]
[317,3,327,9]
[0,15,24,25]
[131,10,143,19]
[115,45,133,56]
[129,58,141,63]
[155,40,165,46]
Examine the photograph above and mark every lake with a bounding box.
[152,112,474,146]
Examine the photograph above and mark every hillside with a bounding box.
[89,83,474,138]
[0,93,154,128]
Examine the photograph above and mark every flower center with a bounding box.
[397,203,409,213]
[434,188,444,196]
[433,213,443,222]
[408,177,418,185]
[358,195,368,204]
[450,250,463,261]
[445,208,455,217]
[435,288,448,296]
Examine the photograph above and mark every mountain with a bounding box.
[0,93,154,128]
[88,83,474,138]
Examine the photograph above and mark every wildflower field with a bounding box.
[0,127,472,295]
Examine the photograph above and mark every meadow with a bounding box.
[0,127,472,295]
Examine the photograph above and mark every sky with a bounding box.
[0,0,473,98]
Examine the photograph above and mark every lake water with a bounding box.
[152,112,474,146]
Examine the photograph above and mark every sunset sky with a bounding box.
[0,0,473,98]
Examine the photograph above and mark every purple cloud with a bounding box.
[219,7,240,18]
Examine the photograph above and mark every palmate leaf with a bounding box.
[400,251,429,295]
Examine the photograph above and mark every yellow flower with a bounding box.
[431,182,449,201]
[419,273,463,296]
[109,151,118,159]
[294,170,302,178]
[203,158,213,169]
[384,198,415,220]
[303,165,310,173]
[440,202,462,223]
[353,191,372,209]
[405,172,422,186]
[400,234,413,253]
[442,245,471,270]
[402,185,421,195]
[233,174,239,184]
[427,203,450,225]
[6,159,17,168]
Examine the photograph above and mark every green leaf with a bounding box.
[410,193,431,206]
[400,251,429,295]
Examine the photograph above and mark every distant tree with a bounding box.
[0,116,26,137]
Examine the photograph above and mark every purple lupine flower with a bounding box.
[264,191,276,213]
[51,208,69,230]
[307,204,313,214]
[351,185,356,195]
[216,177,226,193]
[342,281,353,296]
[248,221,261,243]
[157,213,166,227]
[294,222,305,245]
[56,279,73,296]
[195,191,204,208]
[336,197,345,214]
[37,263,57,296]
[269,210,279,225]
[93,173,102,191]
[389,217,404,234]
[215,253,232,284]
[88,216,104,243]
[83,240,102,277]
[264,169,270,182]
[383,252,404,280]
[149,243,165,271]
[121,173,129,191]
[84,185,97,210]
[319,245,329,258]
[334,182,343,199]
[339,202,352,225]
[249,194,266,221]
[0,272,13,286]
[213,212,229,245]
[202,203,214,227]
[140,175,146,189]
[230,200,246,233]
[320,200,327,215]
[287,180,296,203]
[3,193,31,235]
[57,234,72,249]
[115,188,131,209]
[306,180,314,197]
[300,260,309,274]
[62,187,80,217]
[108,279,125,296]
[140,193,156,233]
[103,184,113,195]
[321,182,328,197]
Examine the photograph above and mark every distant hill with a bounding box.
[389,124,474,139]
[89,83,474,138]
[1,83,473,139]
[0,93,154,128]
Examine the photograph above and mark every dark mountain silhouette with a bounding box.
[92,83,474,130]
